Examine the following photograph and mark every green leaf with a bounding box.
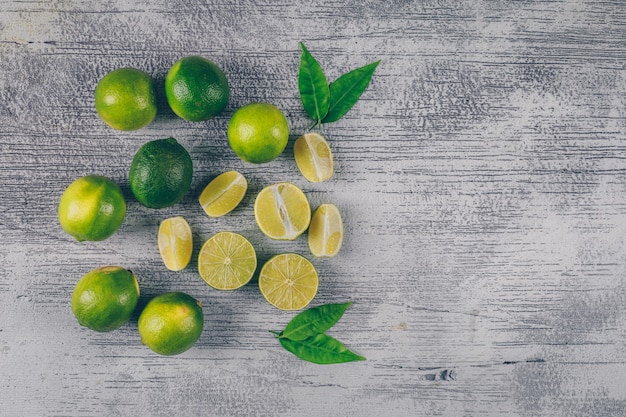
[279,333,366,364]
[298,42,330,125]
[322,60,380,124]
[280,302,352,341]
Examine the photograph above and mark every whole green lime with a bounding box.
[138,292,204,356]
[129,138,193,209]
[95,67,157,131]
[58,175,126,241]
[227,102,289,164]
[71,266,140,332]
[165,56,229,122]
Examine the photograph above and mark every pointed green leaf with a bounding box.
[322,60,380,124]
[280,302,352,341]
[298,42,330,125]
[279,333,366,364]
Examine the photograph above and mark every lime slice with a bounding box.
[294,132,334,182]
[198,231,257,290]
[254,182,311,240]
[258,253,318,310]
[157,216,193,271]
[308,203,344,258]
[198,171,247,217]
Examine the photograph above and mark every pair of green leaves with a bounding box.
[272,302,365,364]
[299,43,380,127]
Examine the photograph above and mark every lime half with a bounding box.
[259,253,318,310]
[254,183,311,240]
[198,232,257,290]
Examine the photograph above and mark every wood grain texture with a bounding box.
[1,1,626,416]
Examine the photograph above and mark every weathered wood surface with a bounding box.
[1,1,626,416]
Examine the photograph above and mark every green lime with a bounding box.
[129,138,193,209]
[95,67,157,131]
[227,102,289,164]
[165,56,229,122]
[138,292,204,356]
[58,175,126,241]
[71,266,140,332]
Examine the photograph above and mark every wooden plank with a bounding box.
[1,1,625,416]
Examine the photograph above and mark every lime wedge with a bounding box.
[294,132,334,182]
[199,170,247,218]
[157,216,193,271]
[308,203,344,258]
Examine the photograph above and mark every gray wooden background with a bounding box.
[1,1,625,416]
